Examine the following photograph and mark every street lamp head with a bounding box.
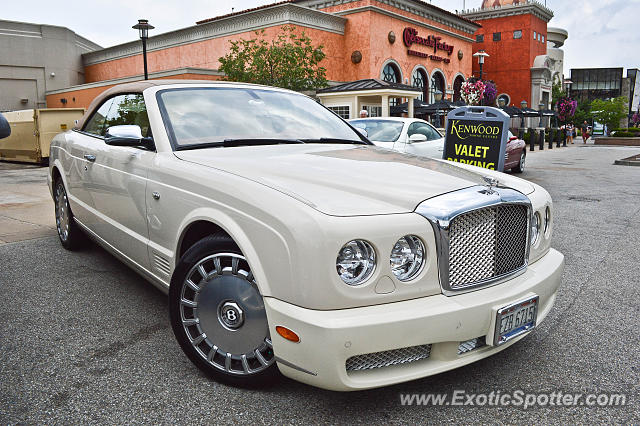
[133,19,154,40]
[473,50,489,65]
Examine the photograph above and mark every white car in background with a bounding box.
[349,117,444,158]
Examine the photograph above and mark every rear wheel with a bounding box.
[54,179,85,250]
[169,234,278,387]
[512,150,526,174]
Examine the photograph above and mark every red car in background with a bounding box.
[505,130,526,173]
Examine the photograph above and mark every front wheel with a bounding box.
[169,234,279,387]
[54,179,85,250]
[512,150,526,174]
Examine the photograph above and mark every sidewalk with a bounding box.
[0,162,55,245]
[526,137,596,155]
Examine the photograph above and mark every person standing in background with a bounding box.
[581,121,589,143]
[566,122,574,144]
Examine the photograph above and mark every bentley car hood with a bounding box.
[174,145,535,216]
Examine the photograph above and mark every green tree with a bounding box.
[551,81,566,109]
[573,99,591,126]
[218,26,327,91]
[590,97,628,135]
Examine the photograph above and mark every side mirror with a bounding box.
[408,133,427,143]
[355,127,368,138]
[105,125,154,149]
[0,113,11,139]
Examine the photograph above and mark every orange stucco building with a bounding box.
[46,0,481,111]
[461,1,558,109]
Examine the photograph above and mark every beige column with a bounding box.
[381,95,389,117]
[408,96,414,118]
[351,95,359,119]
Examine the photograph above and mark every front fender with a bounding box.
[172,208,293,298]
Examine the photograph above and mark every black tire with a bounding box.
[512,150,526,174]
[53,178,85,250]
[169,234,279,387]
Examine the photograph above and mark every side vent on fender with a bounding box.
[153,252,171,275]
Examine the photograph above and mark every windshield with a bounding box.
[349,120,404,142]
[158,87,362,149]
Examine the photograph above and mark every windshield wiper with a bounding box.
[175,138,305,150]
[300,138,368,145]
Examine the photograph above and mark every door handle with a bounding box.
[84,154,96,162]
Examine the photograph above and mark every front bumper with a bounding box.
[264,248,564,391]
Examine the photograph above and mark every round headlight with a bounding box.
[390,235,425,282]
[544,206,551,235]
[336,240,376,286]
[531,212,541,246]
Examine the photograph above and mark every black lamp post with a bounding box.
[132,19,154,80]
[520,100,528,128]
[432,78,443,128]
[473,50,489,81]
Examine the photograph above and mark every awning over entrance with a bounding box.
[317,79,422,119]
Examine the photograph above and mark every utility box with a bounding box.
[0,108,84,164]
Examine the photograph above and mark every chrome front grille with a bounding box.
[448,204,529,289]
[346,344,432,372]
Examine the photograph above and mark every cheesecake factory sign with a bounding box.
[403,28,454,63]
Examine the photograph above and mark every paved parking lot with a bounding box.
[1,145,638,423]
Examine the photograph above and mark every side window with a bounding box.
[407,122,424,137]
[83,98,114,137]
[425,124,442,141]
[104,94,151,137]
[407,122,433,139]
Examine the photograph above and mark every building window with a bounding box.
[364,105,382,117]
[542,35,545,43]
[430,72,446,106]
[453,75,465,102]
[328,106,349,119]
[476,34,484,43]
[412,68,428,101]
[533,31,537,39]
[513,30,522,39]
[493,32,501,41]
[382,62,402,106]
[382,63,400,83]
[538,33,541,41]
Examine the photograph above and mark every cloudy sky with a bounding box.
[3,0,639,72]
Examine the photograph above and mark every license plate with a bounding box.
[494,295,539,346]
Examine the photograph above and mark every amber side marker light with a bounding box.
[276,326,300,343]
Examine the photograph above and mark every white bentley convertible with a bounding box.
[49,81,564,391]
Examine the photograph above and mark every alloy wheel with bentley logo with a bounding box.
[169,234,278,386]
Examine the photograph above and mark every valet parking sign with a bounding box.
[443,107,511,172]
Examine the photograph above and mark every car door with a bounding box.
[66,97,115,225]
[83,93,155,270]
[404,121,444,158]
[505,131,521,169]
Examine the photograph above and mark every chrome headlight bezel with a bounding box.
[390,235,426,282]
[544,206,551,236]
[531,211,541,246]
[336,240,376,286]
